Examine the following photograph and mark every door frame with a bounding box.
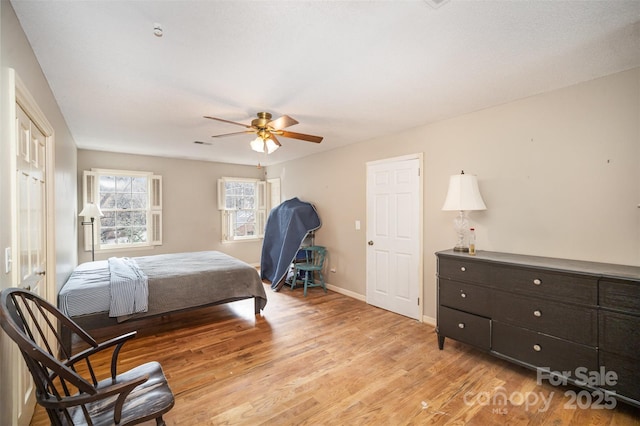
[365,153,424,321]
[9,69,56,426]
[14,71,56,305]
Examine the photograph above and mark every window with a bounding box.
[218,177,266,242]
[82,169,162,251]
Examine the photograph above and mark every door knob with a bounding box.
[368,240,374,246]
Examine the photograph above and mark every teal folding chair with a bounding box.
[291,246,327,296]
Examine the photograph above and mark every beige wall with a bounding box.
[77,150,265,265]
[266,68,640,322]
[1,1,78,291]
[1,1,638,420]
[1,1,78,424]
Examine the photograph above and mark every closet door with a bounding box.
[14,104,49,425]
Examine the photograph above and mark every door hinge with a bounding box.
[417,297,420,305]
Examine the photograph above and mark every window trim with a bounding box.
[82,168,162,252]
[218,177,266,243]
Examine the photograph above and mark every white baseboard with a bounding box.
[327,283,436,327]
[326,283,366,302]
[422,315,436,326]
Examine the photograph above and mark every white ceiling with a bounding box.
[10,0,640,166]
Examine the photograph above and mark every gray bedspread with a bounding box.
[134,251,267,318]
[60,251,267,320]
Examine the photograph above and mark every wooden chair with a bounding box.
[291,246,328,297]
[0,288,174,425]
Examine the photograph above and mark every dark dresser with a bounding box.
[436,249,640,407]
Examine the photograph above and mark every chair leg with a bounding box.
[156,416,166,426]
[319,271,327,293]
[303,271,310,297]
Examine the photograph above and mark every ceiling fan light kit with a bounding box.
[205,111,323,155]
[250,136,280,154]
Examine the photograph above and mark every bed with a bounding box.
[58,251,267,353]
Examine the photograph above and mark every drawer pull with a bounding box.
[460,266,466,272]
[460,292,467,298]
[533,344,541,352]
[533,310,542,317]
[458,323,465,329]
[533,279,542,285]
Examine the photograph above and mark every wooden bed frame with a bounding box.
[58,251,268,355]
[61,295,263,355]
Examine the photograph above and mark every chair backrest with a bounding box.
[303,246,327,268]
[0,288,101,423]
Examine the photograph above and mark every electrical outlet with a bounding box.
[5,247,12,273]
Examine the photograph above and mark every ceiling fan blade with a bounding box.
[204,116,253,128]
[268,115,299,130]
[211,130,256,138]
[270,134,282,147]
[279,130,323,143]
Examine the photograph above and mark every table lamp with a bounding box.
[442,170,487,252]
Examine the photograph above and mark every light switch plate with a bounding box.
[355,220,361,230]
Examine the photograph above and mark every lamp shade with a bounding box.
[250,137,265,153]
[442,172,487,211]
[79,202,103,219]
[265,138,279,154]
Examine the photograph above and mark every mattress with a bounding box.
[59,260,111,317]
[59,251,267,319]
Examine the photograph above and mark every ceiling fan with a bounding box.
[204,112,323,154]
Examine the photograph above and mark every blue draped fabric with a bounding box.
[261,198,321,290]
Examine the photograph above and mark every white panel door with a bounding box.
[14,104,48,426]
[366,156,422,320]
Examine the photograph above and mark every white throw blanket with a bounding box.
[108,257,149,317]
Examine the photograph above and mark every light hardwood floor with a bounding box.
[31,284,640,425]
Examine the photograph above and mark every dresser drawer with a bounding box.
[600,278,640,314]
[599,351,640,403]
[439,280,491,316]
[438,306,490,350]
[492,291,597,347]
[489,265,597,306]
[599,310,640,358]
[438,257,490,285]
[492,321,598,374]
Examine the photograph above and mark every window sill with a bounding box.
[93,245,157,254]
[221,238,263,244]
